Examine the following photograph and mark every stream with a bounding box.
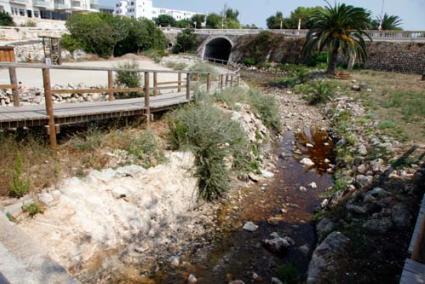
[154,127,335,283]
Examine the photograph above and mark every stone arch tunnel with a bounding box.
[202,37,233,63]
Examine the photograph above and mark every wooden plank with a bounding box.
[0,84,16,89]
[52,87,145,94]
[157,81,180,85]
[401,259,425,284]
[410,194,425,253]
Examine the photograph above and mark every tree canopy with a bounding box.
[0,11,15,26]
[371,13,403,30]
[154,14,176,27]
[302,3,371,75]
[65,13,166,58]
[266,12,285,29]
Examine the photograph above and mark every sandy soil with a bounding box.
[0,56,179,89]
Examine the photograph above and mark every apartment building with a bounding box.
[114,0,202,21]
[0,0,98,20]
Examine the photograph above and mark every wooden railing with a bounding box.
[0,63,240,147]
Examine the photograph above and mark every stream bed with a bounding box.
[154,127,335,283]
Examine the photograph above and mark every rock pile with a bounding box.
[0,84,108,106]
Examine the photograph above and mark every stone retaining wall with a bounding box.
[227,35,425,74]
[365,41,425,74]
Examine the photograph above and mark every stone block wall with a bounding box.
[365,41,425,74]
[226,34,425,74]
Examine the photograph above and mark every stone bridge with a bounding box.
[162,28,425,66]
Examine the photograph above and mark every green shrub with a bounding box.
[189,62,219,81]
[143,49,166,63]
[22,203,44,217]
[66,13,166,58]
[276,263,299,284]
[71,129,103,151]
[9,153,30,198]
[154,14,176,27]
[115,61,142,98]
[243,57,256,66]
[60,34,82,57]
[215,87,282,132]
[297,80,335,105]
[126,130,165,168]
[0,11,15,26]
[165,61,188,71]
[172,28,198,54]
[273,66,310,88]
[168,102,252,200]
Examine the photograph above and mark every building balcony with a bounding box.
[54,1,69,9]
[71,0,81,7]
[10,0,28,5]
[33,0,50,7]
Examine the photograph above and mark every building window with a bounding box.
[19,9,25,16]
[34,10,39,17]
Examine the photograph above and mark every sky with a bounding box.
[100,0,425,30]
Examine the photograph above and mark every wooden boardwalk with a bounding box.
[400,193,425,284]
[0,62,240,146]
[0,92,188,128]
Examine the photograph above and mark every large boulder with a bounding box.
[307,232,351,284]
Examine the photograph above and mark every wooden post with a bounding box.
[220,74,224,90]
[206,73,211,92]
[153,71,158,96]
[178,72,182,92]
[422,72,425,81]
[225,74,229,87]
[144,72,150,126]
[9,67,19,107]
[412,217,425,262]
[236,74,240,86]
[42,68,57,148]
[107,70,114,101]
[186,73,191,100]
[230,75,234,87]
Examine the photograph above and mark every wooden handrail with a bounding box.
[0,62,239,75]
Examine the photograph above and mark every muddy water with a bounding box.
[157,128,334,283]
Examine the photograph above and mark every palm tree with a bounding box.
[302,3,371,75]
[372,13,402,30]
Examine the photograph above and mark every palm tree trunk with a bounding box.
[327,45,339,75]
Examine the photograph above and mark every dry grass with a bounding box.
[0,121,166,197]
[334,70,425,143]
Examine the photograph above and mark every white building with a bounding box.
[0,0,99,20]
[114,0,202,21]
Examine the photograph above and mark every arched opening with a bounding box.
[203,37,232,64]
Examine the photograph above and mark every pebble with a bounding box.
[309,182,318,189]
[299,186,308,192]
[187,274,197,283]
[243,221,259,232]
[300,158,315,167]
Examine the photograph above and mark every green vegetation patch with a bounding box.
[215,87,282,132]
[167,101,254,200]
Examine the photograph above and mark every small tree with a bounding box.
[60,34,82,58]
[154,14,176,27]
[0,11,15,26]
[173,29,197,53]
[371,13,402,30]
[206,13,223,29]
[115,61,142,98]
[191,14,206,28]
[266,12,286,29]
[302,3,371,75]
[176,19,192,28]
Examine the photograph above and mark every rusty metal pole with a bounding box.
[107,70,114,101]
[178,72,182,92]
[144,72,150,127]
[206,73,211,93]
[9,67,19,106]
[186,73,191,100]
[153,71,158,96]
[42,68,57,148]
